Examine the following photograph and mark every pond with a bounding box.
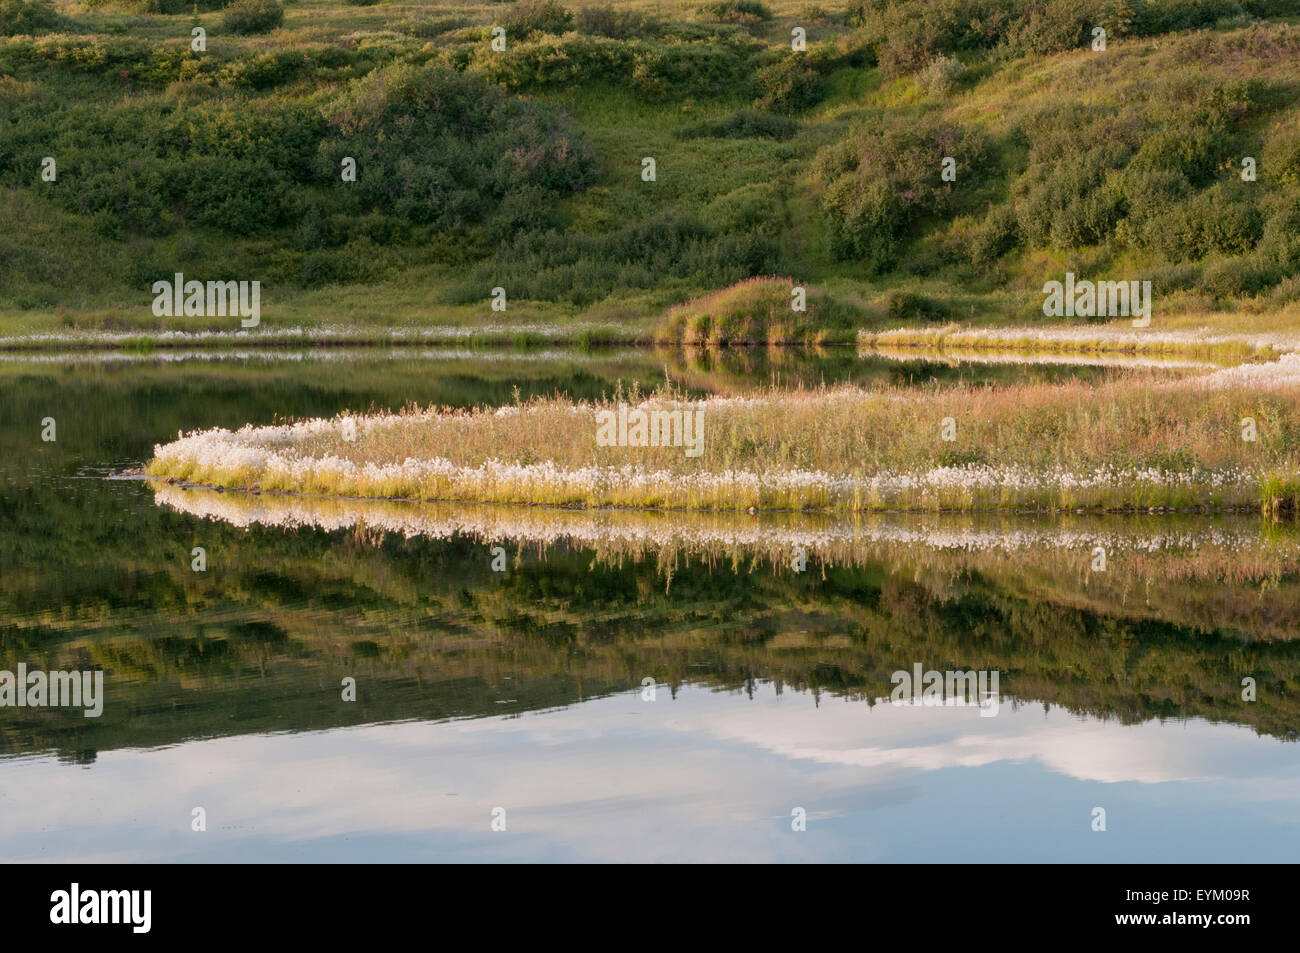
[1,348,1295,862]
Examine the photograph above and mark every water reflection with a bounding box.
[0,349,1296,862]
[0,688,1294,862]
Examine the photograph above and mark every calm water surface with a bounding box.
[1,348,1296,862]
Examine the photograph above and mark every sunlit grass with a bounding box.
[147,358,1300,513]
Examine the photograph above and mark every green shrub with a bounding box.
[999,0,1099,59]
[319,65,596,235]
[885,290,948,321]
[1142,0,1248,33]
[223,0,284,35]
[1014,106,1136,248]
[576,4,659,38]
[969,203,1020,266]
[1143,184,1262,261]
[917,52,964,97]
[343,0,380,6]
[704,183,786,238]
[500,0,574,37]
[698,1,772,24]
[1259,195,1300,269]
[1262,121,1300,187]
[1127,124,1223,186]
[1266,274,1300,306]
[476,34,749,99]
[753,55,824,113]
[0,0,58,35]
[1102,0,1149,36]
[817,116,993,268]
[1197,256,1274,299]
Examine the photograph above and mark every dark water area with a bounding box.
[1,349,1296,862]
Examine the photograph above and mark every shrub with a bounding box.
[1103,0,1148,36]
[500,0,574,37]
[477,34,748,99]
[223,0,284,35]
[1127,124,1223,186]
[576,4,658,38]
[969,203,1020,266]
[1259,196,1300,269]
[1143,184,1262,261]
[999,0,1099,59]
[1267,274,1300,307]
[1262,121,1300,187]
[917,53,964,97]
[343,0,380,6]
[753,55,824,113]
[1197,256,1274,299]
[698,1,772,24]
[817,116,993,268]
[862,0,1014,78]
[885,290,948,321]
[704,183,786,238]
[0,0,59,35]
[320,65,597,235]
[1014,107,1136,248]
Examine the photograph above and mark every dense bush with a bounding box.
[1258,195,1300,269]
[817,117,993,268]
[0,0,57,34]
[998,0,1100,59]
[319,65,596,237]
[223,0,285,35]
[1198,256,1274,299]
[475,33,751,99]
[917,52,964,96]
[704,183,786,238]
[1,101,325,236]
[576,4,660,38]
[0,66,595,245]
[753,55,824,113]
[500,0,574,37]
[969,203,1020,266]
[1262,121,1300,187]
[885,290,948,320]
[697,1,772,24]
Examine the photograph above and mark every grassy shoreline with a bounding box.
[146,357,1300,514]
[4,318,1297,361]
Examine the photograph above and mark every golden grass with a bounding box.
[147,359,1300,512]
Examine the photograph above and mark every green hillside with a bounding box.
[2,0,1299,338]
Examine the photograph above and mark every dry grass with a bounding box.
[147,358,1300,512]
